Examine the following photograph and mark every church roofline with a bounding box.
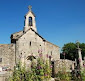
[25,11,36,17]
[16,28,46,41]
[13,28,59,48]
[11,30,23,35]
[31,28,46,41]
[46,41,60,48]
[25,5,36,17]
[0,44,14,47]
[10,30,23,40]
[0,44,14,45]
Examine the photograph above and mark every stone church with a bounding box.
[0,6,60,71]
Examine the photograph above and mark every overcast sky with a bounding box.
[0,0,85,50]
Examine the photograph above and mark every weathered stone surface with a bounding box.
[54,59,75,74]
[0,44,15,69]
[15,28,60,66]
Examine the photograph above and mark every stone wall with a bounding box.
[0,74,7,81]
[45,41,60,61]
[0,71,12,81]
[0,44,15,70]
[54,59,75,74]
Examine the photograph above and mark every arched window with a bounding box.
[29,17,33,26]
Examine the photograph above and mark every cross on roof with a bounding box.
[28,5,32,11]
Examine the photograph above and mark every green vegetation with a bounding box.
[61,42,85,60]
[8,56,52,81]
[80,68,85,81]
[8,58,85,81]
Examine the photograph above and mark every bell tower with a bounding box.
[24,6,37,32]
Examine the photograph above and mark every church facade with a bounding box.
[0,6,60,70]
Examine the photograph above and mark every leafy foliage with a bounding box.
[56,71,71,81]
[8,57,52,81]
[44,60,52,80]
[61,42,85,60]
[81,69,85,81]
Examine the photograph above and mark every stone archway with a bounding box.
[27,55,36,61]
[26,55,37,69]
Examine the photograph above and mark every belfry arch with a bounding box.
[29,17,33,26]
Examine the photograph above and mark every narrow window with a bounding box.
[30,41,31,46]
[29,17,32,26]
[51,51,52,55]
[0,58,2,62]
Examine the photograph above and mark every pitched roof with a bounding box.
[17,28,46,41]
[25,11,36,17]
[11,31,23,39]
[46,41,59,48]
[11,28,59,47]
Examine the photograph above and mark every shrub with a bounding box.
[56,71,71,81]
[8,56,52,81]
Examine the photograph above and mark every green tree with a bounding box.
[62,42,76,60]
[61,42,85,60]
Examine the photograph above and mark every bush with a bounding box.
[55,71,71,81]
[81,68,85,81]
[8,57,52,81]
